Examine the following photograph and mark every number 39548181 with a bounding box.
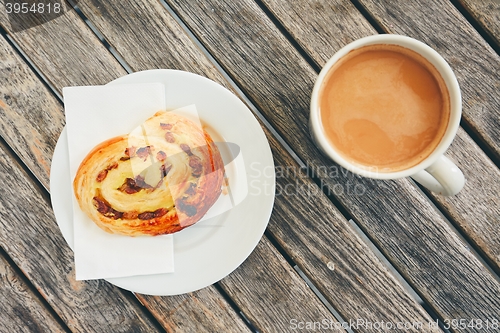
[5,2,61,14]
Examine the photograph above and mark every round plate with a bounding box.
[50,69,275,295]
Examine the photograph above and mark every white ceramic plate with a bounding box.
[50,69,275,295]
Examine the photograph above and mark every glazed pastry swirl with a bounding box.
[73,111,224,236]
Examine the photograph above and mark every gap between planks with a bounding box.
[165,0,500,326]
[0,71,169,333]
[413,180,500,279]
[348,0,388,34]
[344,219,453,333]
[157,3,350,327]
[341,0,500,275]
[156,0,308,169]
[0,126,51,204]
[66,2,260,330]
[449,0,500,55]
[258,0,500,171]
[447,0,500,168]
[253,0,322,72]
[0,26,62,103]
[66,0,134,74]
[51,0,500,330]
[212,283,261,333]
[262,229,353,329]
[240,0,500,317]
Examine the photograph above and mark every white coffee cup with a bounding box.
[309,34,464,196]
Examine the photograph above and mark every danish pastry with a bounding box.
[73,111,224,236]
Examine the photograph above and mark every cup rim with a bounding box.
[310,34,462,179]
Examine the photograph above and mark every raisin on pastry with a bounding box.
[73,111,224,236]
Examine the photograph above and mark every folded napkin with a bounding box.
[63,83,174,280]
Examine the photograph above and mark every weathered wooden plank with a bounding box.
[68,0,227,85]
[259,0,375,67]
[70,0,440,328]
[429,128,500,271]
[0,2,340,331]
[262,0,500,289]
[165,0,500,328]
[136,285,252,333]
[457,0,500,46]
[0,1,124,90]
[218,236,341,333]
[356,0,500,162]
[0,143,161,333]
[0,11,249,333]
[0,36,63,190]
[0,252,66,333]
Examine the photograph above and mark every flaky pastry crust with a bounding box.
[73,111,224,236]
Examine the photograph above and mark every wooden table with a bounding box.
[1,0,499,332]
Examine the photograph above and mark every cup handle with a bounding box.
[410,155,465,196]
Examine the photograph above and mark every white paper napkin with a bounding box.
[63,83,174,280]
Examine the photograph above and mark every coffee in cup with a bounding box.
[310,35,465,196]
[319,43,450,173]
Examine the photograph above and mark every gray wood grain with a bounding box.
[135,285,252,333]
[0,253,66,333]
[0,0,126,191]
[70,0,228,86]
[217,236,341,333]
[457,0,500,46]
[261,0,500,288]
[259,0,376,67]
[69,0,441,329]
[0,8,250,333]
[264,129,439,331]
[356,0,500,162]
[0,36,63,189]
[166,0,500,329]
[429,128,500,272]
